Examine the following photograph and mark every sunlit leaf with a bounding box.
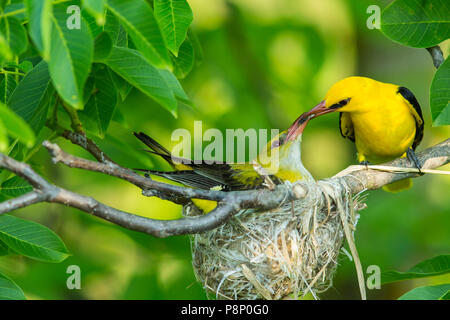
[381,0,450,48]
[0,74,16,104]
[103,10,119,42]
[80,66,118,137]
[154,0,193,56]
[0,240,9,256]
[106,0,171,68]
[83,0,105,26]
[440,290,450,300]
[18,61,33,73]
[158,69,190,105]
[82,9,103,39]
[171,37,194,79]
[381,255,450,284]
[102,46,177,116]
[188,29,203,67]
[0,33,13,63]
[49,2,93,109]
[398,284,450,300]
[0,101,35,148]
[0,16,27,56]
[111,106,127,127]
[1,176,33,197]
[25,0,52,60]
[0,271,26,300]
[3,61,33,74]
[93,32,113,61]
[0,119,8,152]
[0,214,70,263]
[8,61,53,135]
[3,3,27,22]
[430,56,450,126]
[109,69,132,102]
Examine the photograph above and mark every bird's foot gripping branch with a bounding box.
[0,130,448,299]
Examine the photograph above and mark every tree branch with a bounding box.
[0,138,448,238]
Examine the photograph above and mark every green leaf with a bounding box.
[0,239,9,256]
[103,46,177,116]
[25,0,52,61]
[381,0,450,48]
[49,2,93,109]
[3,3,27,22]
[106,0,171,68]
[158,69,190,105]
[0,16,28,56]
[17,61,33,73]
[440,290,450,300]
[430,56,450,126]
[0,33,13,63]
[3,61,33,74]
[83,0,106,26]
[188,29,203,67]
[0,74,16,104]
[82,8,103,39]
[399,284,450,300]
[93,32,113,61]
[0,101,35,148]
[171,37,194,79]
[0,271,26,300]
[154,0,193,56]
[0,118,8,152]
[80,67,118,137]
[8,61,53,135]
[103,10,119,42]
[1,176,33,197]
[381,255,450,284]
[111,106,127,127]
[0,214,70,263]
[109,69,132,101]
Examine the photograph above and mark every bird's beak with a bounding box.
[286,100,329,141]
[303,99,335,118]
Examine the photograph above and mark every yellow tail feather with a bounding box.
[192,199,218,214]
[382,178,413,193]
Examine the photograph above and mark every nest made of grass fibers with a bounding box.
[186,180,366,300]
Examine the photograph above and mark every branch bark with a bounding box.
[0,138,448,238]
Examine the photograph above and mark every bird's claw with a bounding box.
[406,148,423,175]
[359,160,370,170]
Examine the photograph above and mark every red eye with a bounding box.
[271,140,280,149]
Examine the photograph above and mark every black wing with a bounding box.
[133,131,265,191]
[134,169,228,190]
[397,87,424,150]
[339,112,355,142]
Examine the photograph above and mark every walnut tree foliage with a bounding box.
[0,0,448,300]
[0,0,197,299]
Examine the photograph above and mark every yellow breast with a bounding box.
[350,91,417,163]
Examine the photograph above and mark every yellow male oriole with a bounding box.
[298,76,424,192]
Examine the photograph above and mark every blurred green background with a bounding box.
[0,0,449,299]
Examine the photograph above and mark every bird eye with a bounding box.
[271,140,280,149]
[340,98,351,106]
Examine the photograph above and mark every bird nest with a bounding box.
[185,180,365,300]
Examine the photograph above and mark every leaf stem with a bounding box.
[61,100,84,134]
[0,69,25,76]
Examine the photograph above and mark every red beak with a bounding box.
[286,100,330,141]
